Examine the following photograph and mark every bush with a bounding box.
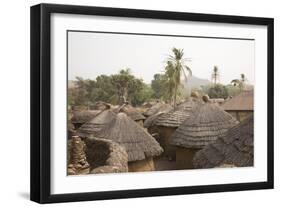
[207,84,229,99]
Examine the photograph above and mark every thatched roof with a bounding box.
[94,113,163,162]
[118,103,145,121]
[170,98,238,149]
[143,112,165,128]
[143,103,172,117]
[77,109,117,138]
[193,115,253,168]
[71,110,101,124]
[222,90,254,111]
[92,101,112,110]
[154,98,199,128]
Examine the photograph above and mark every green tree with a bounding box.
[131,84,154,106]
[207,84,229,99]
[111,68,134,104]
[111,69,151,106]
[225,84,241,97]
[165,48,192,108]
[151,74,167,99]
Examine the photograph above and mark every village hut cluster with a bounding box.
[67,89,254,175]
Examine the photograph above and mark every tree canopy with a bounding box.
[68,69,153,107]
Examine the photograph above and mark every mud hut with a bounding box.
[143,102,173,117]
[193,115,253,168]
[118,103,146,127]
[71,110,101,129]
[170,96,238,169]
[94,113,163,172]
[152,98,200,159]
[222,90,253,122]
[77,109,116,139]
[85,138,128,174]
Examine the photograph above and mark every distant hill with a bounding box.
[186,76,211,89]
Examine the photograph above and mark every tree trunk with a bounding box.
[173,84,177,109]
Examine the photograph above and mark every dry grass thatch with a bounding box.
[143,103,173,117]
[193,115,253,168]
[117,103,145,121]
[144,112,166,128]
[222,90,254,111]
[94,113,163,162]
[71,110,101,124]
[170,101,238,149]
[91,101,112,110]
[77,109,117,138]
[154,98,199,128]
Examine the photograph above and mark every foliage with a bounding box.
[68,69,152,107]
[225,84,241,97]
[207,84,229,99]
[150,74,167,99]
[164,48,192,108]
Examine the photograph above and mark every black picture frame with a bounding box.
[30,3,274,204]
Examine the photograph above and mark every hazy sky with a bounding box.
[68,31,255,85]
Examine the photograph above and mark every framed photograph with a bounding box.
[30,3,274,203]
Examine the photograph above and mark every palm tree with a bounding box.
[211,66,220,84]
[165,48,192,109]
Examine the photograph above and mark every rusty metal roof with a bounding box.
[222,90,254,111]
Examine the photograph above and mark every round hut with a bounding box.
[117,103,146,127]
[170,95,238,169]
[94,112,163,172]
[77,109,116,139]
[193,115,253,169]
[222,90,254,122]
[143,102,173,117]
[71,110,101,129]
[152,97,199,159]
[85,138,128,174]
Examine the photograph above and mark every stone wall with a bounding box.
[85,138,129,174]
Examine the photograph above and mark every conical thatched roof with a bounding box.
[92,101,112,110]
[143,102,172,117]
[222,90,253,111]
[193,115,253,168]
[71,110,101,124]
[77,109,116,138]
[94,113,163,162]
[170,98,238,149]
[118,103,145,121]
[154,98,199,128]
[143,112,165,128]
